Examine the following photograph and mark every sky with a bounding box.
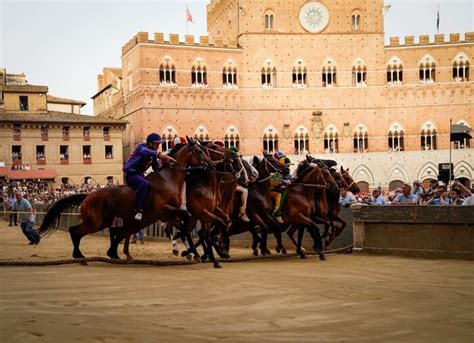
[1,0,473,114]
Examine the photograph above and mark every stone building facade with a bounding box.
[0,69,126,185]
[93,0,473,190]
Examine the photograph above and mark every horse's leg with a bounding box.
[122,235,132,260]
[250,228,260,256]
[306,224,326,261]
[107,229,123,260]
[250,213,271,255]
[164,222,179,256]
[286,225,300,248]
[296,224,306,259]
[69,224,85,258]
[213,207,230,225]
[202,224,221,269]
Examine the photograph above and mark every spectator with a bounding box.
[462,192,474,206]
[427,180,439,196]
[449,189,463,206]
[424,186,451,206]
[339,187,358,207]
[371,188,387,205]
[391,184,417,205]
[412,180,425,198]
[6,193,17,226]
[12,192,41,245]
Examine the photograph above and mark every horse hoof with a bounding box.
[106,251,118,260]
[300,247,306,254]
[213,263,222,269]
[319,254,326,261]
[181,251,189,257]
[300,254,307,259]
[193,254,201,263]
[275,246,281,254]
[252,250,258,256]
[282,248,287,255]
[186,253,193,261]
[172,249,179,256]
[73,251,86,259]
[261,249,271,255]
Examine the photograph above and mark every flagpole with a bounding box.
[186,4,189,35]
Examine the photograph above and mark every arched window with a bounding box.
[351,11,362,31]
[223,58,238,89]
[191,57,208,88]
[261,59,276,88]
[387,56,403,86]
[262,125,278,153]
[224,126,240,148]
[452,52,470,82]
[324,125,338,153]
[388,123,404,152]
[159,55,176,87]
[292,59,307,88]
[353,124,368,153]
[453,120,471,149]
[420,122,437,151]
[352,58,367,87]
[419,55,436,84]
[265,12,274,30]
[322,58,337,87]
[162,125,179,151]
[194,125,210,141]
[294,126,310,155]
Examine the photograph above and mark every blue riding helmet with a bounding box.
[273,151,286,159]
[146,133,162,144]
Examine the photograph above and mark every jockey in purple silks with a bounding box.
[123,133,176,220]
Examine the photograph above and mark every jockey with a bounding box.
[230,147,259,222]
[123,133,177,220]
[271,151,292,223]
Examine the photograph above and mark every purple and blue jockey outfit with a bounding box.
[123,142,161,212]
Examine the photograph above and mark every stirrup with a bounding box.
[134,212,143,221]
[275,216,284,224]
[240,214,250,222]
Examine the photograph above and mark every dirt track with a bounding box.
[0,222,473,342]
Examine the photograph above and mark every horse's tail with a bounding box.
[38,193,88,237]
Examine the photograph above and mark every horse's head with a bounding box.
[262,151,290,176]
[176,136,215,170]
[318,164,339,193]
[340,166,360,194]
[330,168,348,190]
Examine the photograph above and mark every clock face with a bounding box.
[299,2,330,33]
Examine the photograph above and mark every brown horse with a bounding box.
[38,142,214,261]
[340,166,361,195]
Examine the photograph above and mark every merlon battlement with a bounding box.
[387,32,474,47]
[121,31,239,56]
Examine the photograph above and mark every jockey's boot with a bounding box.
[273,210,284,224]
[134,211,143,221]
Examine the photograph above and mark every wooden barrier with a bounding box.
[352,205,474,259]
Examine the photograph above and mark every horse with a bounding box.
[38,141,214,262]
[221,152,289,257]
[340,166,360,195]
[279,164,329,260]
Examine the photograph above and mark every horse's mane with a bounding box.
[167,143,186,158]
[294,160,313,183]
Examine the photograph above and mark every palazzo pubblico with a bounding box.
[93,0,473,191]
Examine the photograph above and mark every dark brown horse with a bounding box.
[38,142,214,261]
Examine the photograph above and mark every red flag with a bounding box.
[186,6,194,23]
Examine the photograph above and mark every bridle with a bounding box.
[258,156,281,183]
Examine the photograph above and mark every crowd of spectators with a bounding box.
[340,179,474,206]
[2,180,114,206]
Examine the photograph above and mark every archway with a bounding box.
[357,181,369,193]
[389,180,404,191]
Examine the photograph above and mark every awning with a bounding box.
[0,167,56,180]
[450,124,472,141]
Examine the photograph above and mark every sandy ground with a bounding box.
[0,221,473,343]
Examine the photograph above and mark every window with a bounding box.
[223,59,238,89]
[19,96,28,111]
[224,126,240,148]
[61,177,69,185]
[191,58,208,87]
[12,145,22,161]
[453,120,471,149]
[261,59,276,88]
[419,55,436,84]
[83,127,90,140]
[387,57,403,86]
[292,60,307,88]
[294,126,309,155]
[105,145,113,159]
[107,176,114,185]
[452,53,470,82]
[388,123,404,151]
[62,126,70,140]
[60,145,69,161]
[41,124,48,140]
[13,123,21,140]
[352,59,367,87]
[262,126,278,153]
[353,125,368,153]
[159,55,176,87]
[162,125,179,151]
[194,126,210,141]
[351,12,361,31]
[420,122,437,150]
[323,125,338,153]
[36,145,46,163]
[83,145,91,161]
[265,13,274,30]
[322,59,337,87]
[103,127,110,140]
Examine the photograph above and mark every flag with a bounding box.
[436,4,440,31]
[186,6,194,24]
